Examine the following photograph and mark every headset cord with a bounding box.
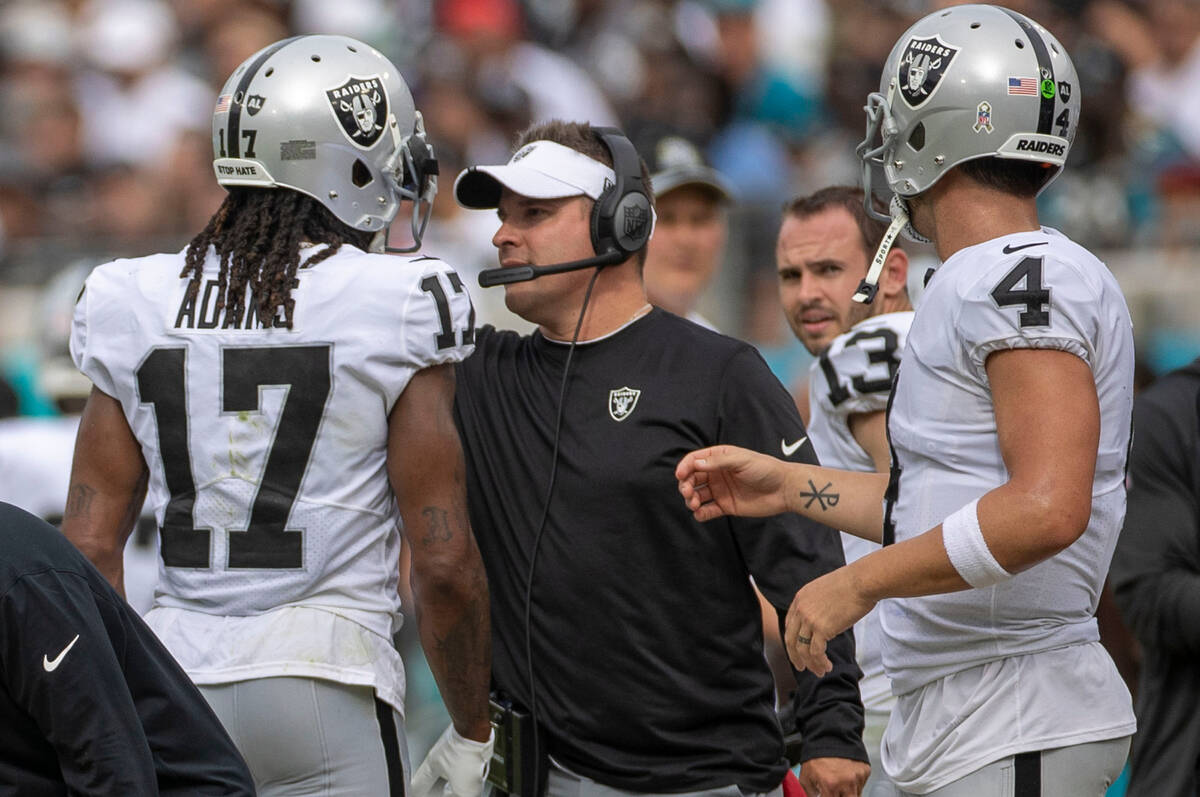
[523,266,604,797]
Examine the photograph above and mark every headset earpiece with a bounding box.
[589,127,653,259]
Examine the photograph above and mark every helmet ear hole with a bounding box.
[908,123,926,152]
[352,159,374,187]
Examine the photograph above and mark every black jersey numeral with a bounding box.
[136,345,331,569]
[421,271,476,350]
[818,328,901,405]
[845,328,901,394]
[818,351,851,406]
[991,256,1050,327]
[222,347,330,568]
[137,348,211,567]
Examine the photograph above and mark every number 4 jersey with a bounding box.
[880,227,1136,788]
[70,244,475,713]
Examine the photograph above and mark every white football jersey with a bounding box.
[70,244,475,712]
[879,228,1136,789]
[807,311,912,714]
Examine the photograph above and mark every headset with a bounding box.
[477,127,654,287]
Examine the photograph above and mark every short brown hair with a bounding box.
[782,186,898,260]
[958,156,1052,198]
[515,120,655,268]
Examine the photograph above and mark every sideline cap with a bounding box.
[454,140,617,209]
[647,136,733,201]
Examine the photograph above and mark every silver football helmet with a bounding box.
[211,35,437,252]
[852,4,1080,302]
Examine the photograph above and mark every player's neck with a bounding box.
[539,272,651,342]
[877,293,913,316]
[925,177,1041,261]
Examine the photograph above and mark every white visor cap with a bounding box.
[454,140,618,209]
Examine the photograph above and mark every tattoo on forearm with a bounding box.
[64,484,97,520]
[421,506,453,545]
[422,554,491,727]
[799,479,839,511]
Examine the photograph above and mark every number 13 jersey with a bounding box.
[70,244,475,712]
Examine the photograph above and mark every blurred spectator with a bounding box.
[439,0,619,125]
[201,4,289,84]
[72,0,211,169]
[1089,0,1200,246]
[641,133,734,328]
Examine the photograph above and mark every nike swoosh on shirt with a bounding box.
[781,437,807,456]
[43,634,80,672]
[1001,241,1047,254]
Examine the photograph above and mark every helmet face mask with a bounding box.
[211,35,437,251]
[858,4,1081,210]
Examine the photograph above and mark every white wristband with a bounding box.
[942,498,1011,588]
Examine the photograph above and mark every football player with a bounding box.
[776,185,912,796]
[62,35,493,796]
[679,6,1137,794]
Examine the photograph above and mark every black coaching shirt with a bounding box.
[0,502,254,796]
[455,309,865,792]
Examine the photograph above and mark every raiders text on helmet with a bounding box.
[858,5,1081,201]
[211,35,438,250]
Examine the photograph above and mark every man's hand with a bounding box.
[676,445,792,521]
[798,756,870,797]
[785,567,875,677]
[410,724,495,797]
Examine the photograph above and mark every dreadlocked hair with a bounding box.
[182,187,376,329]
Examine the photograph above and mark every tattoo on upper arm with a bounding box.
[421,506,454,545]
[64,484,96,520]
[799,479,840,511]
[120,467,149,532]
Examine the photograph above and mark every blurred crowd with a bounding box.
[1,0,1200,374]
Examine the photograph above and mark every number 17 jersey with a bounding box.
[70,244,475,711]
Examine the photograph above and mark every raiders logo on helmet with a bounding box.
[898,36,959,108]
[325,75,389,148]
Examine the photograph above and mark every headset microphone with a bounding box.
[477,250,625,288]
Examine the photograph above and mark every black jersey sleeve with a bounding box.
[1111,364,1200,656]
[2,569,163,793]
[715,346,867,765]
[0,505,254,795]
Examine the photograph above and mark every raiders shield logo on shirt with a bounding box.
[325,76,388,148]
[608,387,641,422]
[898,36,959,108]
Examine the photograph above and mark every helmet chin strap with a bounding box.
[893,194,931,245]
[854,194,934,305]
[853,196,912,305]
